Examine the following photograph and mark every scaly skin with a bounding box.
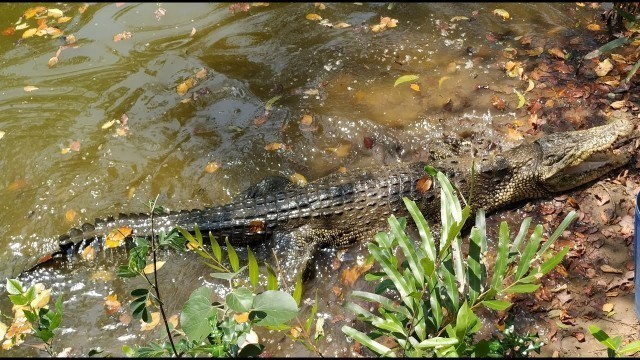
[12,114,639,278]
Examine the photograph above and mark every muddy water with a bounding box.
[0,3,606,356]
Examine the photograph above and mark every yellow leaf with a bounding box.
[102,120,116,129]
[78,4,89,13]
[25,6,47,19]
[330,143,351,157]
[334,22,351,28]
[61,147,70,154]
[306,13,322,21]
[82,245,95,261]
[602,303,614,313]
[264,142,284,151]
[506,127,523,141]
[548,47,566,60]
[48,56,59,68]
[127,186,136,199]
[205,161,220,173]
[23,85,39,92]
[22,28,37,39]
[143,260,166,274]
[394,74,419,87]
[30,288,51,309]
[493,9,510,20]
[105,227,133,248]
[587,23,601,31]
[104,293,122,314]
[525,79,535,93]
[300,114,313,125]
[409,83,420,92]
[290,326,302,338]
[168,314,179,329]
[290,172,308,187]
[595,59,613,77]
[450,16,469,22]
[47,8,64,18]
[610,100,626,109]
[264,95,281,110]
[65,209,77,222]
[57,16,72,23]
[514,89,525,109]
[90,270,115,282]
[234,312,249,323]
[140,312,161,331]
[438,76,449,88]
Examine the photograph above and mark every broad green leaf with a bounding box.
[394,74,419,87]
[536,211,576,257]
[589,324,618,351]
[209,231,222,262]
[404,197,436,262]
[420,257,435,278]
[247,247,259,289]
[375,232,392,249]
[342,326,396,357]
[481,299,512,311]
[454,301,481,342]
[181,288,215,343]
[514,224,542,281]
[414,337,459,349]
[266,263,278,290]
[293,274,303,306]
[6,279,23,295]
[350,290,410,317]
[491,221,510,291]
[537,246,569,276]
[264,95,282,111]
[504,283,540,294]
[225,239,239,272]
[252,290,298,326]
[389,214,424,284]
[130,288,149,297]
[225,287,254,313]
[619,340,640,355]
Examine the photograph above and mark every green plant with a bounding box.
[1,279,63,356]
[589,324,640,357]
[342,166,576,357]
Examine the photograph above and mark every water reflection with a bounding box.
[0,3,603,356]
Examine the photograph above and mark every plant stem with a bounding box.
[149,195,179,357]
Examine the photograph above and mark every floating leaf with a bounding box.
[548,47,566,60]
[25,6,47,19]
[195,68,207,79]
[113,31,132,42]
[394,74,419,87]
[140,312,161,331]
[48,56,59,67]
[290,172,308,187]
[306,13,322,21]
[493,9,510,20]
[65,209,77,222]
[69,140,81,151]
[190,27,197,36]
[47,8,64,18]
[450,16,469,22]
[0,131,4,140]
[104,294,122,315]
[2,27,15,36]
[15,23,29,31]
[409,83,420,92]
[340,261,373,286]
[102,120,116,129]
[595,59,613,77]
[514,89,525,109]
[82,245,95,260]
[23,86,38,92]
[264,95,281,111]
[334,22,351,28]
[204,161,220,173]
[57,16,72,24]
[300,114,313,125]
[525,79,535,92]
[22,28,37,38]
[105,227,133,248]
[176,77,196,96]
[143,261,166,274]
[587,23,601,31]
[264,142,284,151]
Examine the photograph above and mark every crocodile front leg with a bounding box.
[273,225,377,283]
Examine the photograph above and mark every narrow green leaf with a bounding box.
[537,211,576,257]
[403,197,436,262]
[394,74,419,87]
[491,221,510,291]
[389,214,424,284]
[266,263,278,290]
[414,337,459,349]
[247,247,259,289]
[451,235,465,299]
[177,226,196,245]
[210,266,247,280]
[225,238,239,273]
[584,37,629,60]
[342,326,396,357]
[305,292,318,333]
[368,243,411,306]
[481,300,512,311]
[538,246,569,276]
[427,277,443,330]
[619,340,640,355]
[264,95,282,111]
[504,283,540,294]
[440,256,459,313]
[624,59,640,83]
[292,275,303,306]
[194,224,203,247]
[467,227,482,304]
[209,231,222,262]
[589,324,618,351]
[350,290,410,317]
[514,224,542,281]
[510,217,531,259]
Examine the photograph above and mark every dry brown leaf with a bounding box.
[81,245,95,261]
[195,68,207,79]
[69,140,81,151]
[587,23,601,31]
[341,261,373,286]
[602,303,614,313]
[601,264,622,274]
[595,59,613,77]
[610,100,626,109]
[548,48,566,60]
[249,220,265,234]
[143,261,166,274]
[176,77,196,96]
[48,56,59,67]
[491,95,506,110]
[140,312,161,331]
[105,294,122,315]
[416,175,432,194]
[264,142,284,151]
[113,31,132,42]
[65,34,76,45]
[65,209,77,222]
[105,227,133,248]
[300,114,313,125]
[168,314,179,329]
[338,166,347,173]
[525,47,544,57]
[290,326,302,338]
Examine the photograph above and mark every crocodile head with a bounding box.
[472,115,638,211]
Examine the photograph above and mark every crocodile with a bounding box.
[12,114,639,279]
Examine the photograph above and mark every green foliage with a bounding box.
[342,167,575,357]
[589,325,640,357]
